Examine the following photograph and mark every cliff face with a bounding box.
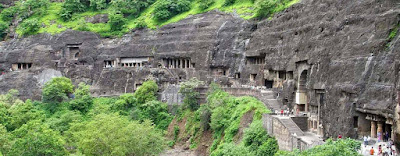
[1,0,400,140]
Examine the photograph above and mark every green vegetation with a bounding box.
[0,0,299,38]
[0,78,170,155]
[275,138,361,156]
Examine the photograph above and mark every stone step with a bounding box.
[279,118,304,136]
[264,99,281,111]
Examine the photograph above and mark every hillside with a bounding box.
[0,0,298,38]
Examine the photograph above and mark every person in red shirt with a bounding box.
[338,134,342,139]
[370,147,374,155]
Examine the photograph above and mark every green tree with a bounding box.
[69,83,93,113]
[108,12,126,31]
[153,0,191,21]
[139,100,172,130]
[110,0,155,15]
[211,143,252,156]
[60,0,86,21]
[243,120,278,156]
[18,18,41,35]
[134,80,158,104]
[42,77,74,104]
[90,0,109,10]
[0,22,9,40]
[8,120,67,156]
[7,100,44,131]
[69,113,166,156]
[199,0,214,10]
[46,110,83,134]
[179,78,204,111]
[0,124,10,154]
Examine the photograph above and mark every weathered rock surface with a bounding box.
[1,0,400,142]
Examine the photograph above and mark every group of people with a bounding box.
[275,108,292,116]
[364,135,397,156]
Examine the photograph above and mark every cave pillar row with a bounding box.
[371,121,377,138]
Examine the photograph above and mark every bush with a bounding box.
[223,0,235,6]
[69,83,93,113]
[0,7,17,22]
[108,12,126,31]
[90,0,109,10]
[7,100,45,131]
[139,100,172,130]
[243,120,278,156]
[8,120,67,156]
[211,143,252,156]
[60,0,86,21]
[134,80,158,104]
[136,18,147,29]
[42,77,74,106]
[46,110,83,134]
[153,0,191,21]
[18,18,41,35]
[254,0,276,19]
[111,0,155,15]
[68,113,166,156]
[179,78,204,111]
[199,0,214,10]
[0,21,9,40]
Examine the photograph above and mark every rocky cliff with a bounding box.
[1,0,400,141]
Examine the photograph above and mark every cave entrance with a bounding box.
[264,80,273,89]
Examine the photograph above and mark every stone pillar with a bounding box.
[377,122,383,133]
[371,121,377,138]
[182,59,185,68]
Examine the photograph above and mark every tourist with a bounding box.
[364,136,368,146]
[370,147,375,155]
[379,145,382,155]
[338,134,342,139]
[281,109,283,116]
[378,132,382,143]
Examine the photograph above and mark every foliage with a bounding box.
[45,110,83,133]
[137,100,172,130]
[112,93,136,113]
[254,0,275,18]
[223,0,235,6]
[110,0,155,15]
[0,22,9,40]
[243,120,278,156]
[60,0,86,21]
[108,12,126,31]
[199,0,215,10]
[179,78,204,111]
[275,138,361,156]
[90,0,109,10]
[17,18,41,35]
[0,124,10,154]
[69,83,93,113]
[68,113,166,156]
[211,143,252,156]
[134,80,158,104]
[42,77,74,105]
[153,0,191,21]
[135,18,147,29]
[8,120,67,156]
[6,100,45,131]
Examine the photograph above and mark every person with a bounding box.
[378,132,382,143]
[370,147,375,155]
[379,145,382,155]
[281,109,284,116]
[338,134,342,139]
[364,136,368,146]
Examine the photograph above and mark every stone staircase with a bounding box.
[259,90,282,112]
[278,117,305,136]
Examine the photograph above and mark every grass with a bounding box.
[13,0,300,37]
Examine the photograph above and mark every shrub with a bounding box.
[136,18,147,29]
[68,113,166,156]
[90,0,109,10]
[111,0,155,15]
[8,120,67,156]
[42,77,74,105]
[223,0,235,6]
[153,0,191,21]
[7,100,44,131]
[18,18,41,35]
[211,143,252,156]
[179,78,204,111]
[45,110,83,133]
[134,80,158,104]
[0,22,8,40]
[60,0,86,21]
[139,100,172,130]
[0,7,16,22]
[69,83,93,113]
[199,0,214,10]
[243,120,278,156]
[108,12,126,31]
[254,0,276,19]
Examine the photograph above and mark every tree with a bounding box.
[0,21,8,40]
[69,83,93,113]
[60,0,86,21]
[8,120,67,156]
[254,0,276,19]
[46,110,83,134]
[243,120,278,156]
[90,0,109,10]
[69,113,166,156]
[18,18,41,35]
[108,12,126,31]
[134,80,158,104]
[139,100,172,130]
[7,100,44,131]
[42,77,74,104]
[179,78,204,111]
[153,0,191,21]
[211,143,252,156]
[0,124,10,154]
